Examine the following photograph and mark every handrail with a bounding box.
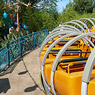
[0,28,53,72]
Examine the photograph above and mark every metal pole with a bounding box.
[7,43,10,67]
[33,32,35,49]
[46,29,49,36]
[17,11,19,32]
[19,37,22,56]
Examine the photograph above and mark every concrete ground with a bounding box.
[0,48,45,95]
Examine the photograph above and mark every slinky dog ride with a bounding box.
[38,18,95,95]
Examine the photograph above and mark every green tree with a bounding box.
[22,0,58,32]
[73,0,93,14]
[0,0,4,20]
[66,1,73,10]
[23,8,57,32]
[57,8,80,24]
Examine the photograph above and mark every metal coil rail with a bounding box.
[38,18,95,95]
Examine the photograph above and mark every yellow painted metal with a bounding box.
[40,25,95,95]
[44,62,95,95]
[54,70,95,95]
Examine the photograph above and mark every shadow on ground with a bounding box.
[0,46,39,76]
[0,58,21,76]
[0,47,40,77]
[0,50,32,76]
[0,78,10,93]
[18,70,28,75]
[24,85,38,92]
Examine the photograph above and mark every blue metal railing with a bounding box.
[0,29,53,72]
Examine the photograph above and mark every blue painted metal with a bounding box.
[0,29,53,72]
[33,32,35,49]
[46,29,49,35]
[19,37,22,56]
[0,45,7,51]
[7,43,10,66]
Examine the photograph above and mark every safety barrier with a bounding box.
[0,29,53,72]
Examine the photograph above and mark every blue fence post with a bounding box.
[46,29,49,36]
[33,32,35,49]
[19,37,22,56]
[7,43,10,67]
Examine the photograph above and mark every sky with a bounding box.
[57,0,73,13]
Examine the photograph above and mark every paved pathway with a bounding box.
[0,48,45,95]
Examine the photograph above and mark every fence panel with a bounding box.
[0,51,8,72]
[0,29,53,72]
[21,37,34,54]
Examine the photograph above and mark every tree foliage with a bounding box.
[73,0,93,14]
[1,0,95,40]
[23,8,57,32]
[21,0,58,32]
